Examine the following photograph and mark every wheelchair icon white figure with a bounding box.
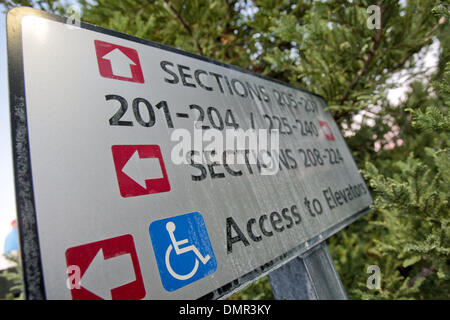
[165,221,211,280]
[149,212,217,291]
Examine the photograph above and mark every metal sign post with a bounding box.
[269,242,347,300]
[7,7,372,300]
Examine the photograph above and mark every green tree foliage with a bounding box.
[356,63,449,299]
[0,255,24,300]
[2,0,448,299]
[340,66,448,300]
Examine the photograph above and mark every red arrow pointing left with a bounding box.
[111,145,171,198]
[65,234,146,300]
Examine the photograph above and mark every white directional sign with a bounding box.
[7,8,372,300]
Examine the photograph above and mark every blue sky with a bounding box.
[0,10,17,267]
[0,1,81,269]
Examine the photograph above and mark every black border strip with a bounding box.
[6,7,49,300]
[6,7,373,300]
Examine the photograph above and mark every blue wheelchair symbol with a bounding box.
[149,212,217,292]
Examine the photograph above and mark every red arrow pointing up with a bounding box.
[102,48,136,78]
[94,40,144,83]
